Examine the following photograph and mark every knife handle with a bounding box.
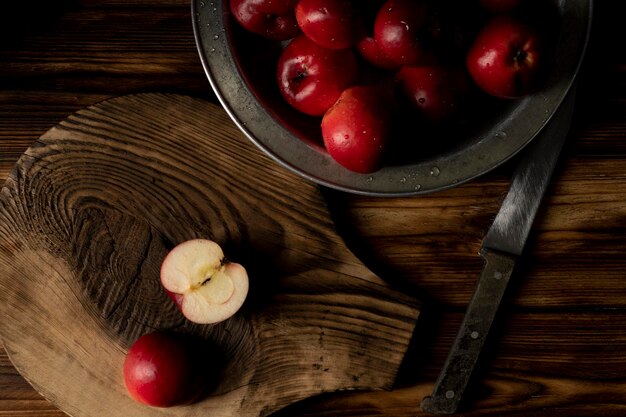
[421,249,516,414]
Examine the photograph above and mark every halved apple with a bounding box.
[160,239,249,324]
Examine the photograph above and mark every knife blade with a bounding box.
[421,86,577,415]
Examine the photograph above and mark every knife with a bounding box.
[421,85,577,414]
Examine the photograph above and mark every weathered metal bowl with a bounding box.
[192,0,592,196]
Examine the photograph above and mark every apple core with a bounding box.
[160,239,249,324]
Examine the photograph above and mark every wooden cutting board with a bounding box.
[0,94,420,417]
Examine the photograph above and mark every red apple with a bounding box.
[277,35,359,116]
[396,66,470,124]
[356,35,397,70]
[354,0,396,69]
[295,0,357,49]
[230,0,300,41]
[321,85,393,173]
[160,239,249,325]
[373,0,435,68]
[466,16,543,98]
[123,332,208,407]
[479,0,523,13]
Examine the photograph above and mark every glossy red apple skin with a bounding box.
[295,0,357,49]
[396,66,470,124]
[466,16,543,98]
[373,0,434,68]
[321,85,393,173]
[354,0,396,69]
[277,35,359,116]
[230,0,300,41]
[123,332,206,408]
[356,35,397,70]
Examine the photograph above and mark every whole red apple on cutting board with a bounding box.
[123,331,217,407]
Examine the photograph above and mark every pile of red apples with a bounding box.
[230,0,550,173]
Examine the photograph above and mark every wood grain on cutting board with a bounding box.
[0,94,419,417]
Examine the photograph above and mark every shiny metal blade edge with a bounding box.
[481,88,577,257]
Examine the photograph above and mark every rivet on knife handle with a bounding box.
[420,249,516,414]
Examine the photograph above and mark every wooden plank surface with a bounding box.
[1,0,625,416]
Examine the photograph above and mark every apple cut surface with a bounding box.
[160,239,249,324]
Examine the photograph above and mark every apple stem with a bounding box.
[291,70,307,87]
[513,49,527,64]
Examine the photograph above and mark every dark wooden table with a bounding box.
[1,0,625,416]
